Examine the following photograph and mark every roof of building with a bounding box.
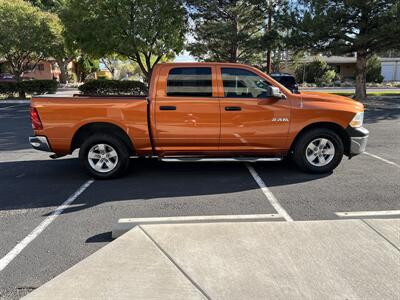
[303,55,400,64]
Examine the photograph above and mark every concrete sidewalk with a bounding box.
[24,218,400,300]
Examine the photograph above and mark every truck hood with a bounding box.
[300,91,364,111]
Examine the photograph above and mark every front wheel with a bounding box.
[292,128,344,173]
[79,134,130,179]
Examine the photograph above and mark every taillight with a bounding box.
[30,107,43,130]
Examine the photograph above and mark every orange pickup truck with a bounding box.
[29,62,368,179]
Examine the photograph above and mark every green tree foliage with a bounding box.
[28,0,66,12]
[75,55,99,82]
[186,0,265,64]
[29,0,79,84]
[0,0,62,80]
[295,58,331,83]
[62,0,187,83]
[290,0,400,100]
[259,0,290,72]
[366,55,384,83]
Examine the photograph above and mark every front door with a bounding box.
[218,67,291,154]
[154,65,220,153]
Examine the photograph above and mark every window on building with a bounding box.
[167,67,212,97]
[37,64,45,71]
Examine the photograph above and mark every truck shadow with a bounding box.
[0,104,32,151]
[0,157,328,215]
[362,96,400,124]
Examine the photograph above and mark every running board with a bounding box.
[161,157,282,162]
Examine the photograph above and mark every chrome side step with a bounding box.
[161,157,282,162]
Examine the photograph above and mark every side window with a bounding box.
[221,68,270,98]
[167,67,212,97]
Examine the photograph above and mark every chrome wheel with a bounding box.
[305,138,335,167]
[88,143,118,173]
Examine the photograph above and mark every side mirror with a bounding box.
[267,86,286,99]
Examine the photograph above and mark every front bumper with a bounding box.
[346,127,369,157]
[29,136,52,152]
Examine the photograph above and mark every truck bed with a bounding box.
[31,95,152,155]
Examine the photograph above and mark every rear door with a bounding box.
[154,65,220,153]
[218,66,291,154]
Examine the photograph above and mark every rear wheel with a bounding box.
[293,128,344,173]
[79,134,130,179]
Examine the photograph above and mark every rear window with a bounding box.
[273,76,296,85]
[167,67,212,97]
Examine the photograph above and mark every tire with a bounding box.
[292,128,344,173]
[79,134,130,179]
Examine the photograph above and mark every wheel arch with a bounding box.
[71,122,135,155]
[289,122,350,155]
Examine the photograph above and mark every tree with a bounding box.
[259,0,290,73]
[75,55,99,82]
[290,0,400,100]
[186,0,265,64]
[29,0,78,84]
[62,0,187,83]
[28,0,66,12]
[295,58,331,83]
[366,55,384,83]
[0,0,62,96]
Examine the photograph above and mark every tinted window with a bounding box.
[275,76,296,85]
[221,68,270,98]
[167,67,212,97]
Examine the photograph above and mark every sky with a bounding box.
[174,51,195,62]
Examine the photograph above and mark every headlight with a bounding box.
[350,112,364,128]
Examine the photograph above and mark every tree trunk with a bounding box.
[14,73,26,99]
[355,51,367,101]
[58,60,68,84]
[266,5,273,73]
[266,50,272,73]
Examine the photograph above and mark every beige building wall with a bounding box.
[22,61,59,80]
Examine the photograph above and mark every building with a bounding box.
[0,58,77,81]
[302,55,400,82]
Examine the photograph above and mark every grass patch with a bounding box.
[331,91,400,97]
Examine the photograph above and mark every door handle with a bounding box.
[159,106,176,111]
[225,106,241,111]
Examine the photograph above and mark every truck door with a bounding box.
[153,65,220,153]
[218,67,291,154]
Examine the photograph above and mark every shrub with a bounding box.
[319,69,336,85]
[18,80,58,95]
[78,80,148,96]
[366,55,384,83]
[295,58,331,83]
[0,81,18,94]
[0,80,57,97]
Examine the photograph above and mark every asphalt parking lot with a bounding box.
[0,98,399,299]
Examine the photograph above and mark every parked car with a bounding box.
[269,72,299,93]
[29,62,368,179]
[0,73,16,82]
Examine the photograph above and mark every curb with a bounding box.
[112,214,285,239]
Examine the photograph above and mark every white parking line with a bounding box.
[0,104,25,110]
[245,163,293,222]
[336,210,400,218]
[364,152,400,168]
[0,100,30,104]
[0,179,94,272]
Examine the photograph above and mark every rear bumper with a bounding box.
[346,127,369,157]
[29,136,52,152]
